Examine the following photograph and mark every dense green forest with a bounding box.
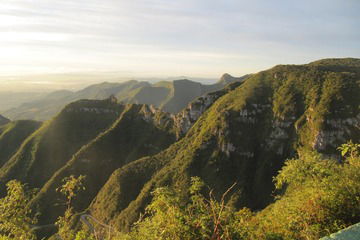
[0,58,359,239]
[0,142,359,239]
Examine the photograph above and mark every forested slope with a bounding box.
[90,58,360,231]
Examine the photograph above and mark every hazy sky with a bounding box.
[1,0,359,79]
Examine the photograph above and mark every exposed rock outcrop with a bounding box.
[313,113,360,151]
[173,81,244,138]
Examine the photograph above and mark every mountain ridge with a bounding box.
[0,98,123,189]
[3,75,246,121]
[30,103,178,224]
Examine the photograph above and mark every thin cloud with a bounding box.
[0,0,359,78]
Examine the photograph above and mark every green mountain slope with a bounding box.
[0,98,122,189]
[0,120,41,168]
[30,104,177,224]
[3,75,246,121]
[89,58,360,231]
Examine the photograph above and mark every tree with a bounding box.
[0,180,37,240]
[56,175,86,210]
[338,140,360,165]
[56,175,86,240]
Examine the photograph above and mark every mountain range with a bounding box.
[0,58,359,239]
[2,74,246,121]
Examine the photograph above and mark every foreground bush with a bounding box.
[122,143,360,240]
[250,147,360,239]
[0,181,37,240]
[3,142,360,240]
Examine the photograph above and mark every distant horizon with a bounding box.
[0,56,359,92]
[1,0,359,86]
[0,71,222,92]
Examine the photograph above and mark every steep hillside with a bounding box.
[30,104,177,224]
[89,58,360,231]
[0,115,10,126]
[0,98,122,190]
[3,75,246,121]
[0,120,41,167]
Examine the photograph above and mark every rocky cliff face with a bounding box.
[136,81,245,139]
[313,113,360,152]
[173,81,244,138]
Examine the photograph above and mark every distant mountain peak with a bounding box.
[218,73,245,85]
[221,73,233,78]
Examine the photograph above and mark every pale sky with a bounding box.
[1,0,359,80]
